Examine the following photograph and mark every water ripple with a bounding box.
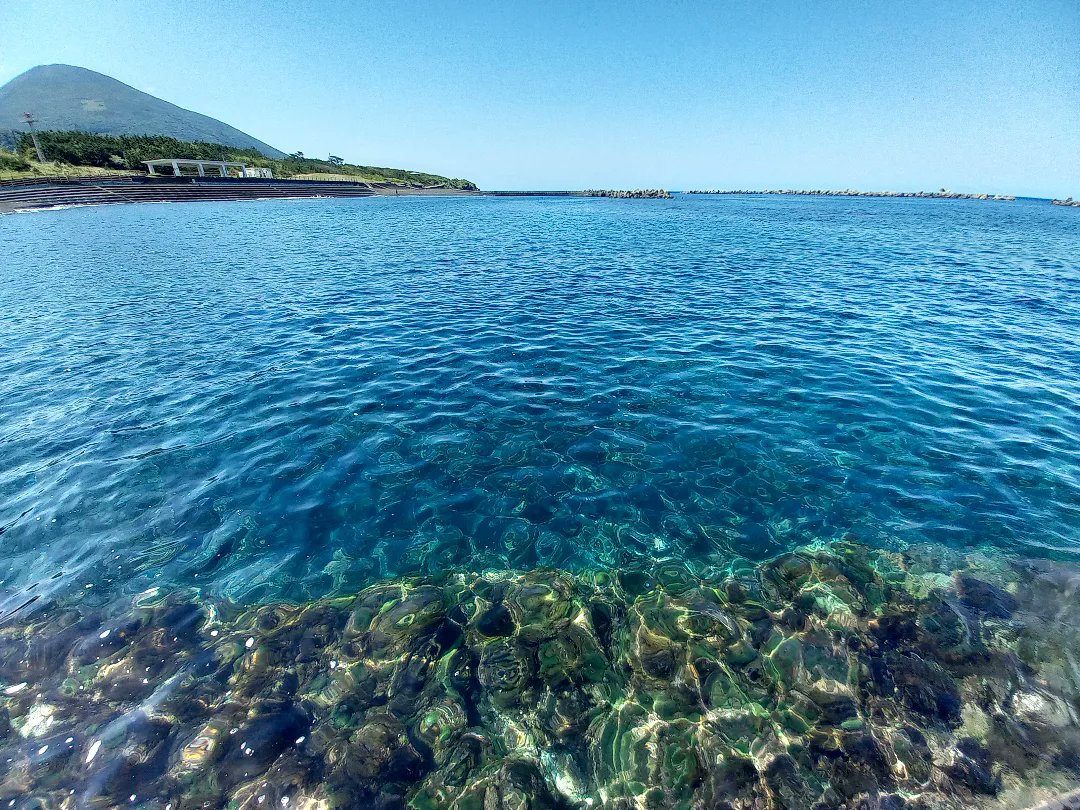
[1,195,1079,614]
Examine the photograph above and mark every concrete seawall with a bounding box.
[0,176,478,213]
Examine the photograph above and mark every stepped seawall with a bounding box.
[0,175,477,213]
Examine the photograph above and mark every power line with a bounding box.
[23,112,45,162]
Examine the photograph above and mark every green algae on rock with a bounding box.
[1,540,1078,809]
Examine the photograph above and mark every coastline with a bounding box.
[0,176,481,214]
[7,180,1075,214]
[0,180,684,213]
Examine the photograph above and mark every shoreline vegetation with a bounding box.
[1,537,1078,808]
[686,189,1017,201]
[0,131,477,189]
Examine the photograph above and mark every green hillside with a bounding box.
[11,131,477,189]
[0,65,476,188]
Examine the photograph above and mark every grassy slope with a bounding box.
[2,132,477,189]
[0,155,138,181]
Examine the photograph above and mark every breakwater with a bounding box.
[687,189,1017,201]
[584,188,672,198]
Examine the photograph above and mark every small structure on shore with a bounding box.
[144,159,273,179]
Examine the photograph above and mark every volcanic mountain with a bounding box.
[0,64,284,157]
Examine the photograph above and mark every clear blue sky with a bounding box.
[1,0,1077,195]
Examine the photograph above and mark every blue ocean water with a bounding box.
[1,194,1078,617]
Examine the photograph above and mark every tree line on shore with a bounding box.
[2,131,477,189]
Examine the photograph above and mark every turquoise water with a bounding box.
[1,194,1079,615]
[3,195,1080,809]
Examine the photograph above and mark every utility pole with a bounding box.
[23,112,45,163]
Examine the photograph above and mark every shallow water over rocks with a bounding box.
[1,539,1079,808]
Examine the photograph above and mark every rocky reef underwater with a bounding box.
[1,538,1079,810]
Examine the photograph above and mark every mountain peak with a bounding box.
[0,64,284,157]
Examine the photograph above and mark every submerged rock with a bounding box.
[0,540,1078,808]
[954,575,1018,620]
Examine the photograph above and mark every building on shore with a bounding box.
[144,159,272,179]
